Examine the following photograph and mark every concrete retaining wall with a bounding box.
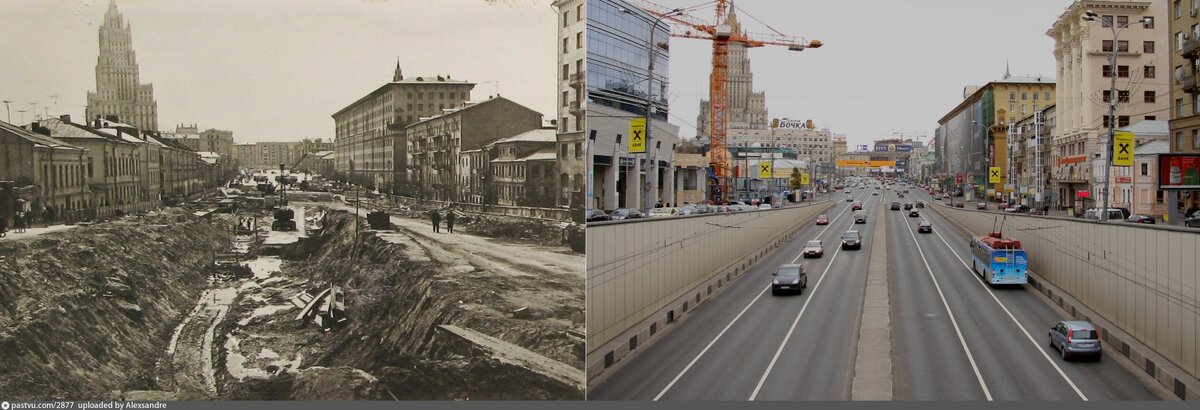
[932,205,1200,399]
[585,201,834,380]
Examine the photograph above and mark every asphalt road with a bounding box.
[588,185,1172,401]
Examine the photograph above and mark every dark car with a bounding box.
[917,220,932,233]
[841,230,863,250]
[976,202,987,210]
[1049,321,1102,361]
[1185,210,1200,228]
[610,208,644,220]
[771,264,808,295]
[586,209,611,223]
[890,201,901,210]
[915,201,925,208]
[1125,214,1155,224]
[955,202,965,208]
[904,202,913,210]
[908,209,920,217]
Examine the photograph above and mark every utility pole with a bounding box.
[2,100,11,123]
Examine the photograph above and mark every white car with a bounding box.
[648,207,677,217]
[758,204,773,210]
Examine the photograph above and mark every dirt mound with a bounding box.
[0,210,232,399]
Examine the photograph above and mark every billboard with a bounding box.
[856,144,871,153]
[874,143,912,153]
[836,159,896,168]
[776,119,813,130]
[1113,131,1134,167]
[1158,154,1200,190]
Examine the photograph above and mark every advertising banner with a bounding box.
[1158,154,1200,190]
[1113,131,1134,166]
[629,118,646,153]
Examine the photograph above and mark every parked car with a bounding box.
[854,211,867,224]
[771,264,808,295]
[1081,208,1125,221]
[841,230,863,250]
[678,204,698,215]
[917,220,933,233]
[955,202,965,208]
[758,204,773,211]
[802,240,824,258]
[815,214,829,225]
[695,204,713,214]
[609,208,644,220]
[586,209,611,222]
[1186,211,1200,228]
[976,202,987,210]
[1125,214,1155,224]
[1049,321,1102,361]
[648,207,677,217]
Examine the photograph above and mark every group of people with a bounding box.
[429,208,458,234]
[0,210,32,237]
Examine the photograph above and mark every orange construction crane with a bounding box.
[631,0,821,203]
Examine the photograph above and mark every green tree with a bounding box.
[789,167,802,189]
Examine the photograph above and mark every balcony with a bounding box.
[1183,74,1200,94]
[568,101,583,115]
[1183,38,1200,59]
[569,71,586,88]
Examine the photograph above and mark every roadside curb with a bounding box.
[851,202,893,400]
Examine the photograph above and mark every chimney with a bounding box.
[60,114,71,123]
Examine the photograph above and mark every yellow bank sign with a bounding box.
[1113,131,1134,167]
[629,118,646,153]
[801,173,810,185]
[758,162,773,178]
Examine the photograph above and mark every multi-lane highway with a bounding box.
[588,186,1172,401]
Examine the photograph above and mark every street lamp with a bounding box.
[618,6,683,211]
[1082,10,1152,221]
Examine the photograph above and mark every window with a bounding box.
[1118,40,1129,52]
[1103,40,1114,52]
[1103,65,1112,77]
[1145,16,1155,28]
[576,32,582,49]
[1033,104,1039,111]
[1178,32,1186,51]
[1117,16,1128,27]
[1141,163,1149,176]
[1195,93,1200,114]
[1119,116,1130,127]
[1176,0,1183,19]
[575,142,583,159]
[560,144,568,158]
[563,10,569,27]
[1145,91,1157,103]
[1118,90,1130,103]
[563,38,568,53]
[1146,115,1156,121]
[1021,92,1028,100]
[1195,129,1200,149]
[577,4,581,21]
[563,64,569,80]
[1010,103,1016,111]
[563,91,569,105]
[1178,98,1186,117]
[1044,92,1051,100]
[1144,66,1156,78]
[1145,41,1155,53]
[1177,131,1186,150]
[1009,91,1016,100]
[1102,15,1113,27]
[1117,65,1129,78]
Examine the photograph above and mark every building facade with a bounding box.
[1170,0,1200,209]
[937,74,1057,201]
[554,0,587,211]
[0,120,91,225]
[489,128,558,207]
[696,9,769,141]
[233,142,297,170]
[332,63,474,195]
[85,1,159,132]
[1047,0,1167,211]
[1009,104,1056,208]
[406,96,544,202]
[727,123,834,164]
[586,0,681,211]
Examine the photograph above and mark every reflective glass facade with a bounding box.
[587,0,669,120]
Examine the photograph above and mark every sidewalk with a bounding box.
[0,224,79,242]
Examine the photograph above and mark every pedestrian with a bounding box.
[15,211,25,233]
[0,214,6,237]
[446,210,456,234]
[430,209,441,233]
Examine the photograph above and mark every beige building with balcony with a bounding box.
[554,0,587,210]
[1169,0,1200,210]
[1047,0,1167,211]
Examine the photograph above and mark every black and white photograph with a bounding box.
[0,0,584,401]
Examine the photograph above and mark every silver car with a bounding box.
[1049,321,1102,361]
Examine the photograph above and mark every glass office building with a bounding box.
[587,0,669,121]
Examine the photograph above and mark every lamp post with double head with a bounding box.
[620,6,684,212]
[1082,10,1151,221]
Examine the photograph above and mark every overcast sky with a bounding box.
[0,0,556,143]
[652,0,1076,148]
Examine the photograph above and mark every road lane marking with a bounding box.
[748,194,879,400]
[653,191,871,400]
[922,209,1088,400]
[900,206,993,400]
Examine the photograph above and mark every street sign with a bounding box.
[801,173,810,185]
[988,167,1001,184]
[758,162,772,179]
[956,173,963,184]
[1113,131,1134,166]
[629,118,646,153]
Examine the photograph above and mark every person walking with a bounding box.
[430,209,441,233]
[446,209,456,234]
[14,211,25,233]
[0,214,7,237]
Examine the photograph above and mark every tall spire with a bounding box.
[1004,59,1011,79]
[393,58,403,82]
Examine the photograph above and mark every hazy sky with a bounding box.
[653,0,1076,148]
[0,0,556,143]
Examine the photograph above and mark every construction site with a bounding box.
[0,185,585,400]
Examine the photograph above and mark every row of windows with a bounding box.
[1008,91,1053,101]
[1101,40,1156,53]
[1173,129,1200,150]
[1100,65,1155,79]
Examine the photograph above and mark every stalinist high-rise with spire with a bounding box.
[86,0,159,132]
[695,7,769,142]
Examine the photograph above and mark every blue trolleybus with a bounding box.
[969,232,1028,285]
